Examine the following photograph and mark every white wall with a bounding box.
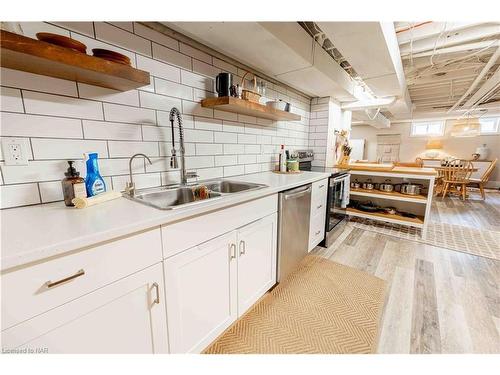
[0,22,312,209]
[350,120,500,185]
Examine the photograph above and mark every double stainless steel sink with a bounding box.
[127,179,267,210]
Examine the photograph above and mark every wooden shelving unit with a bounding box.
[0,30,150,91]
[350,188,427,204]
[347,207,424,228]
[201,97,301,122]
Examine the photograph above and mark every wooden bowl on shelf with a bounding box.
[36,33,87,53]
[92,48,131,66]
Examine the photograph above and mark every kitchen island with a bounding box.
[338,163,436,237]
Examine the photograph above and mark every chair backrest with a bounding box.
[443,159,474,182]
[481,158,498,182]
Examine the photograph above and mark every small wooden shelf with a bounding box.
[0,30,150,91]
[350,188,427,204]
[347,207,424,228]
[201,97,301,122]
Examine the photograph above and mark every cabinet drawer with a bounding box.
[1,228,162,330]
[162,194,278,259]
[311,178,328,206]
[308,211,326,252]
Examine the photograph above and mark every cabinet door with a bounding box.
[237,213,277,314]
[164,231,237,353]
[2,263,168,354]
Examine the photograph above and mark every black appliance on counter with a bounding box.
[215,73,233,97]
[310,166,350,248]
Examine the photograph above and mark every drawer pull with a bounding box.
[319,184,325,189]
[317,204,322,209]
[45,269,85,288]
[229,243,237,260]
[239,240,246,256]
[315,230,321,235]
[152,282,160,304]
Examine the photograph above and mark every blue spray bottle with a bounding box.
[84,152,106,197]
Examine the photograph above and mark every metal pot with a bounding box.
[379,179,394,192]
[362,179,375,190]
[351,179,361,189]
[383,207,398,215]
[400,183,423,195]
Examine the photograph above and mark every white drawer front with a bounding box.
[311,178,328,206]
[1,228,162,330]
[308,211,326,252]
[162,194,278,259]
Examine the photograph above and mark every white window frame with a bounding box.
[410,121,445,137]
[479,117,499,135]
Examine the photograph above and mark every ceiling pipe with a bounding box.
[447,46,500,113]
[341,96,396,110]
[403,40,498,59]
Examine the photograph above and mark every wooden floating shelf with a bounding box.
[0,30,150,91]
[350,188,427,204]
[201,97,301,122]
[347,207,424,228]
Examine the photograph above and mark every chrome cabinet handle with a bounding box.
[45,269,85,288]
[239,240,246,256]
[315,230,321,235]
[152,282,160,304]
[319,184,325,188]
[229,243,237,260]
[317,204,322,209]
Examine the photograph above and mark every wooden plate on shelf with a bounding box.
[92,48,131,65]
[36,33,87,53]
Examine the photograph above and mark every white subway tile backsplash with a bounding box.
[1,68,78,97]
[193,88,216,102]
[223,121,245,133]
[161,170,182,185]
[39,180,64,203]
[108,141,159,158]
[154,78,193,100]
[184,156,214,169]
[244,144,261,154]
[212,57,238,75]
[181,100,213,118]
[99,157,144,176]
[1,160,75,184]
[244,164,260,174]
[152,43,192,70]
[195,143,222,156]
[214,109,238,121]
[194,117,222,131]
[52,22,94,37]
[0,183,40,209]
[139,91,182,112]
[214,131,237,144]
[181,71,213,91]
[238,133,257,144]
[159,142,195,157]
[1,87,24,113]
[78,83,139,106]
[31,138,108,160]
[20,22,69,39]
[137,55,180,82]
[94,22,151,56]
[142,125,171,142]
[215,155,237,167]
[133,23,179,51]
[1,113,83,139]
[192,60,220,78]
[180,43,212,64]
[145,157,170,173]
[103,103,155,124]
[23,91,103,120]
[83,120,142,141]
[108,22,134,32]
[112,173,161,191]
[184,128,214,143]
[223,165,244,177]
[196,167,223,180]
[238,154,256,164]
[223,144,245,155]
[157,112,193,128]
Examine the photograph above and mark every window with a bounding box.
[410,121,445,137]
[479,117,499,134]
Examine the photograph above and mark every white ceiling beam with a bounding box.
[341,96,396,110]
[396,22,483,45]
[400,24,500,55]
[462,65,500,107]
[448,46,500,112]
[404,40,498,59]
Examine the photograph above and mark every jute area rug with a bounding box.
[204,255,386,354]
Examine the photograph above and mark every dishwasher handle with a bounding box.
[283,185,311,200]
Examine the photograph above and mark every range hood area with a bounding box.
[162,22,358,101]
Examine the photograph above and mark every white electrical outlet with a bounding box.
[2,138,30,166]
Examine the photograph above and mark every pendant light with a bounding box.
[451,115,480,137]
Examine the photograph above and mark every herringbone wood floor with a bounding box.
[315,192,500,353]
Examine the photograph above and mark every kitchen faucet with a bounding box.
[125,153,152,197]
[169,107,197,185]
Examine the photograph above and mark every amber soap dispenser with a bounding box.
[62,161,87,206]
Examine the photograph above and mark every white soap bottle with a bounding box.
[279,144,287,172]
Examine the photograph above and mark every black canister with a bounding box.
[216,73,232,97]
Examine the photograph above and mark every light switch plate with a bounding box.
[2,138,30,165]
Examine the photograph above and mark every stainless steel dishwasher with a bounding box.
[277,184,312,282]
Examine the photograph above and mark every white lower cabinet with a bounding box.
[2,263,168,354]
[164,212,278,353]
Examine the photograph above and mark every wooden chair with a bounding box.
[467,158,497,199]
[441,159,474,200]
[434,161,446,196]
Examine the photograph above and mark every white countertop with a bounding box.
[1,171,330,271]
